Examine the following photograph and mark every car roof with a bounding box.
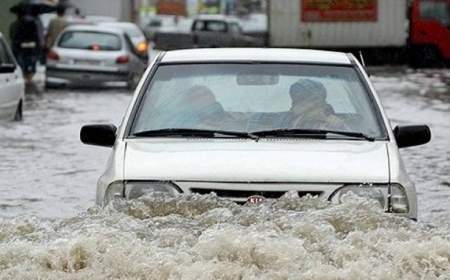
[100,21,138,28]
[63,24,124,35]
[194,14,240,23]
[161,48,352,64]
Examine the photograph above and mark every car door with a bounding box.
[228,22,246,47]
[0,35,24,120]
[124,34,146,79]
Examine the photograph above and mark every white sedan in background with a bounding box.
[0,33,25,121]
[46,25,148,89]
[81,48,431,220]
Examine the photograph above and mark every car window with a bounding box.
[58,31,122,51]
[132,64,386,138]
[148,19,162,27]
[205,21,227,32]
[0,38,14,65]
[193,20,205,31]
[229,23,241,34]
[420,0,450,25]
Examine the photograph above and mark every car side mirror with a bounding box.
[80,124,117,147]
[394,125,431,148]
[0,64,16,73]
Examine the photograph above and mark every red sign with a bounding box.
[302,0,378,22]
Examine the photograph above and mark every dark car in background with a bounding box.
[153,15,264,50]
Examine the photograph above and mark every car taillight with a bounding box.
[116,55,130,64]
[47,49,59,61]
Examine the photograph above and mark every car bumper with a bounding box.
[98,180,417,220]
[46,67,129,86]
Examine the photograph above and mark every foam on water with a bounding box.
[1,193,449,280]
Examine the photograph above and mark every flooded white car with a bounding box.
[81,48,431,220]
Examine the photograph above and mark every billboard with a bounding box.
[301,0,378,22]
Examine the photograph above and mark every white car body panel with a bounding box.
[161,48,351,64]
[0,34,25,121]
[124,139,389,182]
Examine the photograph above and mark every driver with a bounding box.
[287,79,348,131]
[175,85,229,128]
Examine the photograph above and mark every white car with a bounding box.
[81,48,431,220]
[46,25,147,89]
[0,33,25,121]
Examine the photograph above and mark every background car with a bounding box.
[143,15,179,41]
[99,21,149,62]
[153,15,264,50]
[46,25,147,90]
[0,33,25,121]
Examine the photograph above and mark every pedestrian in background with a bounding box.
[46,5,68,50]
[9,7,42,87]
[32,9,46,64]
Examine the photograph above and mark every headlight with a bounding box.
[104,181,181,205]
[124,181,180,200]
[329,184,409,213]
[104,181,125,206]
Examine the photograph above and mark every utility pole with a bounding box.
[130,0,139,23]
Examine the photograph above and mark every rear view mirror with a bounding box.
[394,125,431,148]
[80,124,117,147]
[0,64,16,73]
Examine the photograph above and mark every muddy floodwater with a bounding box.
[0,68,449,279]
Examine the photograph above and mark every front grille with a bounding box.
[190,188,322,199]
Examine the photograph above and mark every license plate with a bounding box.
[74,59,100,66]
[246,195,266,204]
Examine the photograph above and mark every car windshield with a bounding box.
[131,64,386,139]
[58,31,122,51]
[420,0,450,26]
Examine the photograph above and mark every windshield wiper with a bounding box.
[251,129,375,141]
[132,128,259,140]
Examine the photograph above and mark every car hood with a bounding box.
[124,139,390,183]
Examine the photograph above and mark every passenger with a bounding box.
[181,85,230,128]
[287,79,348,131]
[168,85,228,129]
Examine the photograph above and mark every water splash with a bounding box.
[1,193,449,280]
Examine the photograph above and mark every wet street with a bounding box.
[1,68,450,279]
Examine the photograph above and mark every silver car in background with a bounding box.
[0,33,24,121]
[46,25,147,89]
[81,48,431,220]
